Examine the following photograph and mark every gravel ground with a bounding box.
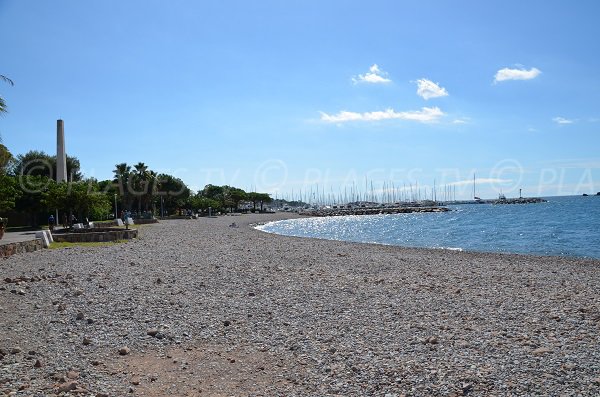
[1,213,599,396]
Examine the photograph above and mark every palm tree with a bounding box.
[133,162,149,213]
[144,170,159,213]
[0,75,14,115]
[113,163,132,210]
[0,75,14,143]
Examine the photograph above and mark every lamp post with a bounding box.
[114,194,118,220]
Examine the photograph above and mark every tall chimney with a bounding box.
[56,119,67,182]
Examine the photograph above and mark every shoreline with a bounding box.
[1,213,599,396]
[256,213,600,261]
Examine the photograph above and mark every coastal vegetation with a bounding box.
[0,146,273,227]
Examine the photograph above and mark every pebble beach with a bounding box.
[1,213,599,396]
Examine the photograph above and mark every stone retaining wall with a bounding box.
[0,239,44,258]
[131,218,158,225]
[52,229,138,243]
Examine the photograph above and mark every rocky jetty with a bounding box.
[492,197,547,205]
[299,205,450,217]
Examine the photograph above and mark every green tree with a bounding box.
[14,175,52,226]
[42,180,111,222]
[0,174,20,214]
[156,174,190,215]
[0,143,12,174]
[222,186,247,212]
[199,184,224,201]
[247,192,272,212]
[10,150,82,181]
[191,195,221,214]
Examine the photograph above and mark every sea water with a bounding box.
[257,195,600,259]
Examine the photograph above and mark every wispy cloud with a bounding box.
[320,107,444,123]
[494,66,541,83]
[449,178,512,187]
[415,78,448,100]
[553,116,574,125]
[452,117,470,125]
[352,64,391,84]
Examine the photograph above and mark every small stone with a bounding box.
[76,312,84,320]
[67,370,79,380]
[91,360,102,366]
[131,376,140,385]
[147,328,159,337]
[17,289,26,295]
[83,337,92,346]
[223,320,231,327]
[10,347,22,354]
[87,318,94,324]
[34,359,43,368]
[119,346,131,356]
[532,347,553,355]
[57,381,77,393]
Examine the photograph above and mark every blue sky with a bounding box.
[1,0,599,200]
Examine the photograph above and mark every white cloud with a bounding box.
[494,66,541,83]
[452,117,470,124]
[553,116,574,125]
[320,107,444,123]
[415,78,448,100]
[352,64,392,84]
[449,178,512,187]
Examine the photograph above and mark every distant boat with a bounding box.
[498,193,507,200]
[583,193,589,196]
[597,192,600,196]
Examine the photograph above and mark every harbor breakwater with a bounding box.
[299,206,450,217]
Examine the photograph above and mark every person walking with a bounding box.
[48,214,55,231]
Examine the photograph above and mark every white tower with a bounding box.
[56,119,67,182]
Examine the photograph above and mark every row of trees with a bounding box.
[0,148,273,226]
